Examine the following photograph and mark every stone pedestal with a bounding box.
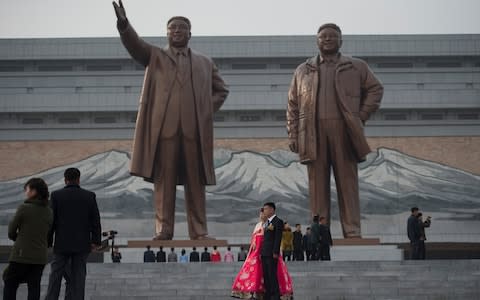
[333,238,380,245]
[331,245,403,261]
[127,239,228,248]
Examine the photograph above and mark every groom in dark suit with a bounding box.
[261,202,283,300]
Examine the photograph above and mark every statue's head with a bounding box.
[167,16,191,48]
[316,23,342,55]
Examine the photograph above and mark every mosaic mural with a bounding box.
[1,147,479,231]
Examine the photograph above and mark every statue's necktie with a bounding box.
[176,52,188,84]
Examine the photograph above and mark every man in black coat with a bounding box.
[45,168,101,300]
[407,207,421,259]
[310,215,322,260]
[318,216,333,260]
[201,247,211,262]
[303,227,312,260]
[190,247,200,262]
[417,212,431,260]
[156,246,166,262]
[292,224,304,261]
[143,245,156,262]
[261,202,283,300]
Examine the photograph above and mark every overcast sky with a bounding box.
[1,0,479,38]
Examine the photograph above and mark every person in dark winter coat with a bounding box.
[293,224,304,261]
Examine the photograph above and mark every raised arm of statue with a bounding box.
[112,0,152,67]
[112,0,128,29]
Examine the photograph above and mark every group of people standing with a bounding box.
[308,215,334,261]
[3,168,102,300]
[407,206,432,260]
[281,215,333,262]
[143,245,236,263]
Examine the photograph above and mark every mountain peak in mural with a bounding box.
[0,148,479,223]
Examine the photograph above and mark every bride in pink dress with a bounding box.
[231,208,293,299]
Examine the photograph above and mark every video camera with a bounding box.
[102,230,118,239]
[98,230,118,252]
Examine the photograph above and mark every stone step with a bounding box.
[330,245,403,260]
[1,260,478,299]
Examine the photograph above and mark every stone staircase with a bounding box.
[1,260,479,300]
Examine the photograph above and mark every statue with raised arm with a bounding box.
[113,0,229,240]
[287,23,383,238]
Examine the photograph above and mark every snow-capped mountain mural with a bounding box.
[1,147,479,225]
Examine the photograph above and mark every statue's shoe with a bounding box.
[194,235,216,240]
[344,234,362,239]
[152,233,173,240]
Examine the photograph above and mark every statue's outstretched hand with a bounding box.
[112,0,128,26]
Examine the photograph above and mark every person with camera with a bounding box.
[417,213,431,260]
[45,168,101,300]
[407,207,421,259]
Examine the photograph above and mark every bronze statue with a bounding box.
[113,0,229,240]
[287,23,383,238]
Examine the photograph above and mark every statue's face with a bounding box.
[317,27,342,55]
[167,19,191,48]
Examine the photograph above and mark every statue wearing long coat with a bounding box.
[119,24,229,184]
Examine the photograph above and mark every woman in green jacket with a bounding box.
[3,178,53,300]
